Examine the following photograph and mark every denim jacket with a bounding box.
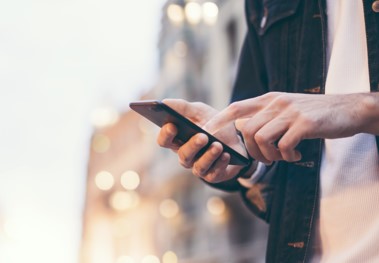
[211,0,379,262]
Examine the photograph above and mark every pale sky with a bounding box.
[0,0,165,262]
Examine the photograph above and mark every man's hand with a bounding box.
[204,92,379,163]
[156,99,248,183]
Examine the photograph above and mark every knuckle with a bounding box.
[241,130,255,144]
[178,153,191,168]
[191,101,204,108]
[264,91,280,99]
[228,102,242,118]
[275,95,292,106]
[254,132,267,145]
[176,99,186,104]
[278,140,291,153]
[191,102,202,113]
[239,125,249,136]
[192,166,204,177]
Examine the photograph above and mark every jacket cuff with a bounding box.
[203,160,258,192]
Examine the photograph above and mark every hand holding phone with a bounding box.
[129,100,250,166]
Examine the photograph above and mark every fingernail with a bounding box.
[195,137,204,146]
[211,146,219,155]
[167,125,175,135]
[221,154,229,162]
[196,134,208,146]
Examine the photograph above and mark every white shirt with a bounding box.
[312,0,379,262]
[238,2,379,261]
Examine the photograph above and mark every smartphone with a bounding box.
[129,100,250,166]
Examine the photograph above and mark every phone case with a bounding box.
[129,100,250,166]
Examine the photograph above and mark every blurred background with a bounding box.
[0,0,268,262]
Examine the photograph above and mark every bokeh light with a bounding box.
[207,196,226,216]
[167,4,185,25]
[109,191,140,211]
[121,171,140,190]
[95,171,114,191]
[202,2,219,25]
[185,2,202,25]
[91,106,120,129]
[142,255,160,263]
[159,199,179,219]
[162,251,178,263]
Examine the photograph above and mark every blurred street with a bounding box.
[0,0,268,262]
[81,1,268,262]
[0,0,162,262]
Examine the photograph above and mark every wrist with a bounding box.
[360,92,379,134]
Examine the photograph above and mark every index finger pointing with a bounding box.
[203,99,261,134]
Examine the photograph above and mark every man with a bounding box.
[157,0,379,262]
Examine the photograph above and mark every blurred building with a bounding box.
[80,1,269,263]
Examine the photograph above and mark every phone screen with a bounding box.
[129,100,250,166]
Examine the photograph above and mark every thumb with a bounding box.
[162,99,190,114]
[162,99,215,124]
[162,98,197,118]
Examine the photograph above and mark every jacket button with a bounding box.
[373,1,379,13]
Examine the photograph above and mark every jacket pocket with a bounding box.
[247,0,301,36]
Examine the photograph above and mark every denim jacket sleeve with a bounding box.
[207,0,304,223]
[206,160,278,223]
[206,35,277,222]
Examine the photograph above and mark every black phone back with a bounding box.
[129,100,249,166]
